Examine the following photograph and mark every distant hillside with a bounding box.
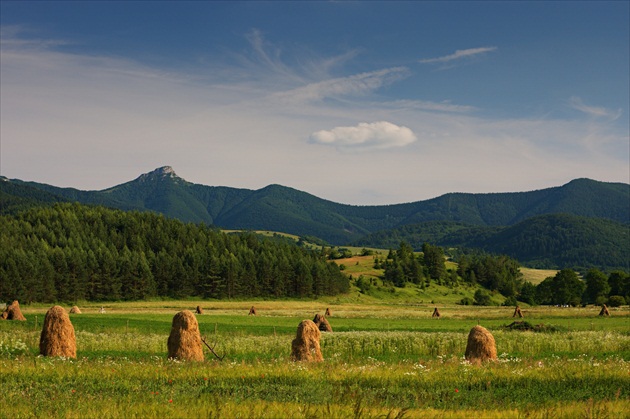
[467,213,630,271]
[2,167,629,251]
[354,214,630,271]
[0,178,66,215]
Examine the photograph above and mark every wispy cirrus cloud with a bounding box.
[273,67,409,104]
[419,46,497,64]
[309,121,417,151]
[0,25,72,49]
[382,99,476,113]
[568,96,622,121]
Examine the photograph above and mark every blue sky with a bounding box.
[1,1,628,205]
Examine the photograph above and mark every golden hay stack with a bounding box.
[312,313,332,332]
[69,306,81,314]
[248,306,257,316]
[167,310,204,361]
[513,306,523,318]
[465,325,497,365]
[599,304,610,316]
[39,305,76,358]
[1,300,27,321]
[195,305,204,315]
[291,320,323,362]
[325,307,332,317]
[432,307,441,318]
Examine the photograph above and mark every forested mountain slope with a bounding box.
[2,167,628,246]
[354,214,630,271]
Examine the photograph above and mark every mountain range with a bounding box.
[2,166,629,270]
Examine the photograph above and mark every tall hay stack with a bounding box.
[599,304,610,316]
[39,305,76,358]
[464,325,497,365]
[312,313,333,332]
[195,305,204,315]
[325,307,332,317]
[69,306,81,314]
[432,307,441,318]
[291,320,323,362]
[167,310,204,361]
[1,300,27,321]
[248,306,257,316]
[513,306,523,318]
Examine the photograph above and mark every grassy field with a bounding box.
[1,301,629,418]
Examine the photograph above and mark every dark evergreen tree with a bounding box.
[583,268,611,304]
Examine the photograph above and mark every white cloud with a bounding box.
[568,96,622,120]
[309,121,417,151]
[419,47,497,64]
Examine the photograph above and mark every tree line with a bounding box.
[531,268,629,307]
[378,242,629,307]
[0,203,350,303]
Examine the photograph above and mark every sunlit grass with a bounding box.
[1,301,628,418]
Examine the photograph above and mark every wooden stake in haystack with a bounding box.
[513,305,523,318]
[325,307,332,317]
[1,300,27,321]
[248,306,257,316]
[69,306,82,314]
[432,307,441,318]
[291,320,323,362]
[464,325,497,365]
[39,305,76,358]
[195,305,204,315]
[167,310,204,361]
[312,313,333,332]
[599,304,610,317]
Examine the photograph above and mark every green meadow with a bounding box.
[1,301,629,418]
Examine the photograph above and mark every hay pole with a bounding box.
[201,336,225,361]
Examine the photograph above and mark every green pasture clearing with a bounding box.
[520,267,559,285]
[1,302,628,418]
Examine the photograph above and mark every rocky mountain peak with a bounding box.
[136,166,179,182]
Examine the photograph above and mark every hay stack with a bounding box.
[291,320,323,362]
[195,305,204,315]
[432,307,441,318]
[312,313,333,332]
[248,306,257,316]
[513,306,523,318]
[69,306,81,314]
[464,325,497,364]
[325,307,332,317]
[39,305,76,358]
[1,300,26,321]
[167,310,204,361]
[599,304,610,316]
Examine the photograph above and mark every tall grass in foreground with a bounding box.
[1,353,628,418]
